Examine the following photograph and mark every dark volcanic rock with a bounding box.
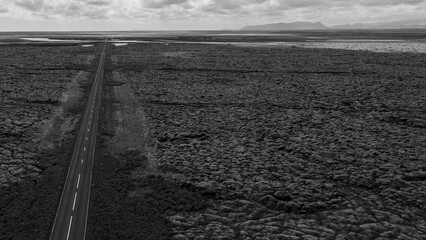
[273,190,293,201]
[111,42,426,240]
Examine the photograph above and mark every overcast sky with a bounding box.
[0,0,425,31]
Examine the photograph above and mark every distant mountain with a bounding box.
[241,21,327,31]
[240,19,426,31]
[332,19,426,29]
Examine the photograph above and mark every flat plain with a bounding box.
[1,30,426,239]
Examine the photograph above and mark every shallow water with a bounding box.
[8,36,426,53]
[113,43,128,46]
[110,40,151,43]
[204,33,298,36]
[19,37,83,43]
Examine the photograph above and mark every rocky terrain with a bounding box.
[0,44,99,239]
[111,43,426,239]
[228,40,426,54]
[0,45,95,188]
[301,41,426,53]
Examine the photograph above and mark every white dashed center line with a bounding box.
[77,174,81,188]
[83,147,86,151]
[67,216,73,240]
[87,128,90,132]
[72,192,77,211]
[81,159,84,164]
[86,137,88,141]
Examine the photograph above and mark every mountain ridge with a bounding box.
[240,19,426,30]
[331,19,426,29]
[241,21,327,31]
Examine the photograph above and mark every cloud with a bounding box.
[60,2,107,19]
[15,0,44,11]
[5,0,426,19]
[82,0,110,6]
[209,0,240,10]
[143,0,189,9]
[357,0,424,6]
[0,0,426,29]
[67,3,80,12]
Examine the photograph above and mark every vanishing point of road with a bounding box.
[50,38,107,240]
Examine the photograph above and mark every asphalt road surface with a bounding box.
[50,38,107,240]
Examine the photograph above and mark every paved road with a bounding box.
[50,38,107,240]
